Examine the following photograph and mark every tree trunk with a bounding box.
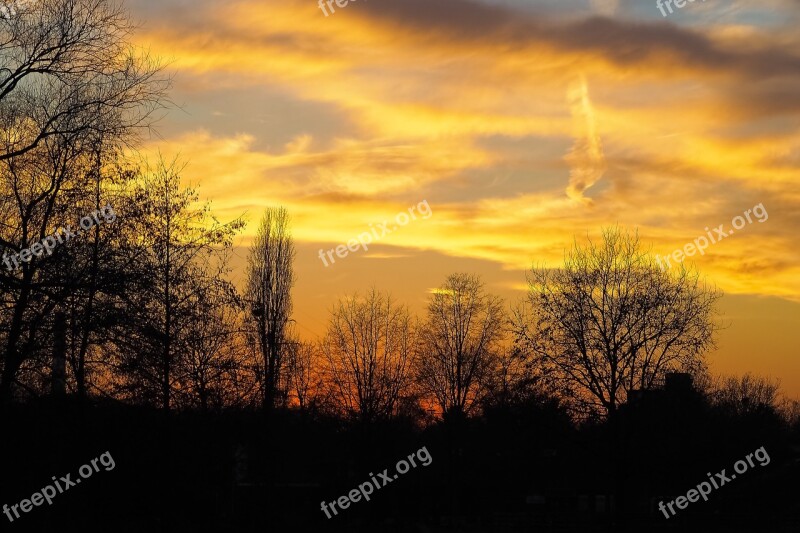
[76,185,103,398]
[265,329,276,412]
[0,275,33,405]
[162,250,172,412]
[51,312,67,395]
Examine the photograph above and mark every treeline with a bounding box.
[1,0,798,430]
[2,157,798,428]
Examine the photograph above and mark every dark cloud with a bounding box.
[355,0,800,79]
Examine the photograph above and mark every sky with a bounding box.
[127,0,800,396]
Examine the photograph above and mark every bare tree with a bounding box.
[0,0,167,404]
[0,129,128,403]
[0,0,168,161]
[322,288,414,423]
[176,274,254,411]
[285,339,321,412]
[245,207,295,411]
[415,273,505,419]
[779,398,800,431]
[106,159,244,411]
[513,227,722,417]
[711,373,781,416]
[481,344,561,410]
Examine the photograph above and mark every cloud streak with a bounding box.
[565,75,605,204]
[124,0,800,305]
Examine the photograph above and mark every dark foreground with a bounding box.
[1,387,798,533]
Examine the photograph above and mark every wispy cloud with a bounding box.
[564,75,605,204]
[126,0,800,303]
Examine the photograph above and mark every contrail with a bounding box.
[564,75,606,205]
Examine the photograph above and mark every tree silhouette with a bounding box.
[322,288,414,423]
[0,0,168,161]
[0,0,167,405]
[178,273,252,411]
[415,273,504,419]
[513,227,721,417]
[245,206,295,411]
[712,373,781,416]
[285,339,322,412]
[106,159,243,411]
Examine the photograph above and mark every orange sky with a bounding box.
[127,0,800,397]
